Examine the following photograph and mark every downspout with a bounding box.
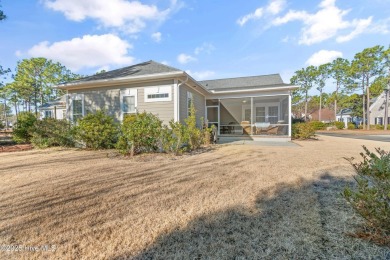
[175,75,188,122]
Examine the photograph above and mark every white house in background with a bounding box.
[336,108,362,128]
[369,90,390,126]
[56,61,298,141]
[38,95,67,119]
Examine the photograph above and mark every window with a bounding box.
[123,96,136,113]
[187,91,193,116]
[144,86,172,102]
[70,94,84,123]
[120,88,137,120]
[44,110,52,118]
[375,117,383,125]
[73,99,83,123]
[255,107,266,122]
[268,106,279,124]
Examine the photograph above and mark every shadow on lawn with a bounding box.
[115,174,389,260]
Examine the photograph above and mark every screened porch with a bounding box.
[206,95,291,136]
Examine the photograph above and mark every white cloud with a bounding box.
[336,17,372,42]
[306,50,343,66]
[177,53,196,64]
[186,70,215,80]
[266,0,286,15]
[161,60,169,65]
[237,8,263,26]
[43,0,181,34]
[237,0,286,26]
[151,32,162,42]
[271,0,373,45]
[27,34,134,71]
[194,43,215,55]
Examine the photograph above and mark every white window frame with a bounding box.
[70,93,84,123]
[242,102,280,124]
[120,88,138,121]
[144,86,172,102]
[187,91,193,117]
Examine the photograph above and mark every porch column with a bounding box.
[288,94,292,137]
[218,99,221,136]
[250,97,254,135]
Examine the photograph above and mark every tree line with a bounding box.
[291,45,390,130]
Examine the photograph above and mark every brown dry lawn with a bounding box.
[0,136,389,259]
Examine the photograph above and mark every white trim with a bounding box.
[144,86,172,102]
[120,88,138,121]
[209,85,299,94]
[288,94,292,137]
[173,79,179,122]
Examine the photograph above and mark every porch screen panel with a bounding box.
[268,106,279,124]
[255,107,265,122]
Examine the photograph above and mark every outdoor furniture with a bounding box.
[240,121,251,135]
[254,122,270,134]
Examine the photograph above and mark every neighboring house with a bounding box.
[369,90,390,126]
[309,108,335,123]
[336,108,362,128]
[39,95,67,119]
[57,61,298,140]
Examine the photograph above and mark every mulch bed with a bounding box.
[0,144,33,153]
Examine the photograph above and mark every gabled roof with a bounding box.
[71,60,182,83]
[199,74,289,91]
[39,95,66,109]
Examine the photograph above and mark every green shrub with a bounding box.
[160,120,188,155]
[30,118,75,148]
[184,102,203,150]
[0,121,4,129]
[75,110,118,149]
[292,123,315,140]
[13,112,37,143]
[116,112,162,156]
[347,122,356,130]
[370,124,384,130]
[334,121,345,129]
[343,146,390,245]
[309,121,326,130]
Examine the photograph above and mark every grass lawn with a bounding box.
[0,136,389,259]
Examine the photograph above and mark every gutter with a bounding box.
[208,85,299,94]
[57,71,185,90]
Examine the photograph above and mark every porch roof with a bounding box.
[199,74,295,91]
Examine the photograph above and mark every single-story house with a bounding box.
[336,108,362,128]
[309,108,335,123]
[38,95,67,119]
[57,61,298,140]
[369,90,390,125]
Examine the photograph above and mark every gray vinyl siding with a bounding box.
[68,80,174,124]
[179,85,206,127]
[369,92,390,125]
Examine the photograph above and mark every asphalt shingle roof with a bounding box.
[199,74,287,91]
[72,60,182,83]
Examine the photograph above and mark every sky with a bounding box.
[1,0,389,94]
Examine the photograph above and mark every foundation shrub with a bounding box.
[334,121,345,129]
[292,123,315,140]
[117,112,162,156]
[347,122,356,130]
[13,112,37,143]
[30,118,75,148]
[75,110,118,149]
[309,121,326,130]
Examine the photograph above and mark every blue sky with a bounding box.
[1,0,389,93]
